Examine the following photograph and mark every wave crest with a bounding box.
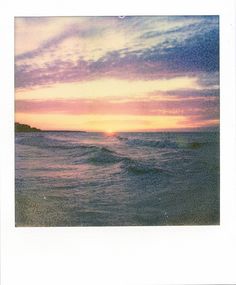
[117,136,178,149]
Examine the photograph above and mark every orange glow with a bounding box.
[15,76,210,131]
[15,113,203,132]
[104,130,116,136]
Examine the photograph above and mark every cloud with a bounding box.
[161,28,219,72]
[162,88,219,97]
[14,18,220,131]
[15,93,219,117]
[15,16,219,89]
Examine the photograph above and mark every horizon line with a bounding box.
[40,129,220,133]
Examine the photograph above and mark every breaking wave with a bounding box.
[116,135,211,149]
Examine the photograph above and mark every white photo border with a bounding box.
[1,0,236,284]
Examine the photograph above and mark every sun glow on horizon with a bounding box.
[104,130,116,136]
[15,113,219,132]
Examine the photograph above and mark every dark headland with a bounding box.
[15,122,42,132]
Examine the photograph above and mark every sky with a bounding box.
[15,16,219,132]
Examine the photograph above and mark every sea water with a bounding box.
[15,132,219,226]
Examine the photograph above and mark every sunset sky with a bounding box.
[15,16,219,132]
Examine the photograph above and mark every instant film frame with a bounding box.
[1,0,236,284]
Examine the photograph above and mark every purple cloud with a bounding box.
[15,16,219,90]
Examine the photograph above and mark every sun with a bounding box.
[104,130,116,136]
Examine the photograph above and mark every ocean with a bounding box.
[15,131,220,226]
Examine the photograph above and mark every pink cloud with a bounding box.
[15,97,219,118]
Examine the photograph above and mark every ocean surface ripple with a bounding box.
[15,132,220,226]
